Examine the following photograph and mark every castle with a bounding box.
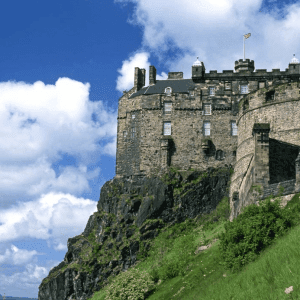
[116,55,300,221]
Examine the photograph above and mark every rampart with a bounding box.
[230,82,300,220]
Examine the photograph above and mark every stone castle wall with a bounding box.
[116,79,241,177]
[230,82,300,220]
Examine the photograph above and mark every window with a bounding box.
[203,121,210,136]
[231,121,237,136]
[131,127,136,138]
[132,114,135,119]
[243,99,249,111]
[165,87,172,96]
[163,122,171,135]
[164,102,172,114]
[240,85,249,94]
[123,131,127,138]
[259,82,265,89]
[266,90,275,101]
[258,133,269,143]
[216,150,224,161]
[209,87,215,96]
[203,104,211,115]
[225,82,231,90]
[196,68,198,71]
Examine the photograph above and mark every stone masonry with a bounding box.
[116,55,300,221]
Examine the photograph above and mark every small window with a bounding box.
[209,87,215,96]
[231,121,237,136]
[132,114,135,119]
[123,131,127,138]
[163,122,171,135]
[240,85,249,94]
[233,150,236,157]
[216,150,224,161]
[164,102,172,114]
[204,104,211,115]
[243,99,249,111]
[258,133,269,143]
[266,90,275,101]
[196,68,198,72]
[131,127,136,138]
[203,121,210,136]
[165,87,172,95]
[259,82,265,89]
[225,82,231,90]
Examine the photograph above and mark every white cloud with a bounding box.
[116,0,300,76]
[116,52,150,92]
[0,244,42,265]
[0,78,117,202]
[0,263,50,297]
[116,52,168,92]
[0,192,97,249]
[0,78,117,163]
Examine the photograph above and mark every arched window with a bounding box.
[216,150,224,160]
[165,87,172,95]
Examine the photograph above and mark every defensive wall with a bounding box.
[230,82,300,220]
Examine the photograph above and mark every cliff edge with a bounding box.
[38,166,232,300]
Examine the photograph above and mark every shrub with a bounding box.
[218,197,294,273]
[149,231,197,281]
[283,193,300,226]
[105,267,155,300]
[201,196,230,231]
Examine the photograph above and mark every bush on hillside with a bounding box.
[218,196,295,273]
[148,228,197,281]
[283,193,300,226]
[105,267,155,300]
[201,196,230,231]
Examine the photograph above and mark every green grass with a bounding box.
[89,193,300,300]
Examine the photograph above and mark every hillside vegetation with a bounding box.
[89,190,300,300]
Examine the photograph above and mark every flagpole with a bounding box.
[243,35,245,61]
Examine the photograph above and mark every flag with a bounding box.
[244,33,251,39]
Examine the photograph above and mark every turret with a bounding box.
[288,54,300,74]
[192,57,205,79]
[234,59,255,72]
[134,67,146,91]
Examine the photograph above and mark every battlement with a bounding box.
[128,56,300,100]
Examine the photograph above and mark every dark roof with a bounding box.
[129,79,195,98]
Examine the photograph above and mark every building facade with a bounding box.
[116,55,300,220]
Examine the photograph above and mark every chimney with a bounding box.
[134,67,146,91]
[149,65,157,85]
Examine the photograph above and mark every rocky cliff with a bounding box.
[38,166,232,300]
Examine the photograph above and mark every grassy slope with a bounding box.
[90,193,300,300]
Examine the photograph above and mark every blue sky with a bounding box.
[0,0,299,297]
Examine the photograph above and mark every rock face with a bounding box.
[38,166,232,300]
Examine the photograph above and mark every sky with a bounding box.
[0,0,300,298]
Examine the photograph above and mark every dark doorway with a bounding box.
[269,139,299,184]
